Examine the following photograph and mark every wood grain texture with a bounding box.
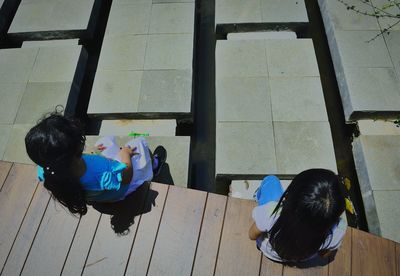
[125,183,169,276]
[215,197,261,276]
[328,227,352,276]
[147,186,207,276]
[0,161,12,191]
[0,164,38,270]
[352,228,396,276]
[1,183,50,275]
[260,255,283,276]
[396,243,400,276]
[283,265,328,276]
[192,193,227,276]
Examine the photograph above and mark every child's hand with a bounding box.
[119,146,137,158]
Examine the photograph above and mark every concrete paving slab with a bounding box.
[216,122,277,175]
[384,31,400,77]
[0,48,38,83]
[216,40,268,78]
[88,70,143,115]
[0,125,11,160]
[153,0,194,3]
[97,34,147,71]
[260,0,308,23]
[3,124,34,164]
[270,77,328,122]
[149,3,194,34]
[342,67,400,114]
[29,46,82,82]
[227,31,297,40]
[335,30,393,68]
[22,39,79,48]
[99,120,176,136]
[216,77,272,122]
[274,121,337,174]
[358,120,400,136]
[85,135,190,187]
[266,39,320,77]
[144,34,193,70]
[229,179,291,200]
[373,190,400,243]
[0,82,27,124]
[353,135,400,191]
[215,0,262,24]
[15,82,71,124]
[105,2,151,35]
[138,70,192,113]
[371,0,400,31]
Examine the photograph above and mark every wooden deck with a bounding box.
[0,162,399,276]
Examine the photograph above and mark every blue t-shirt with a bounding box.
[37,154,129,202]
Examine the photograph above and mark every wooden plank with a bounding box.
[21,200,80,275]
[1,183,50,275]
[215,197,261,276]
[396,243,400,276]
[0,161,12,191]
[125,182,169,276]
[82,183,149,276]
[61,206,101,276]
[192,193,227,276]
[0,164,38,270]
[352,228,397,276]
[328,227,352,276]
[260,256,283,276]
[283,265,327,276]
[147,185,207,276]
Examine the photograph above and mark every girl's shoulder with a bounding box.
[252,202,279,232]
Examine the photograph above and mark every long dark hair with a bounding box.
[25,111,87,216]
[269,169,345,261]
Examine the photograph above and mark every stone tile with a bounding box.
[144,34,193,70]
[325,0,380,31]
[15,82,71,124]
[0,48,38,83]
[371,0,400,31]
[153,0,193,3]
[215,0,262,24]
[97,34,147,70]
[0,82,27,124]
[374,191,400,243]
[216,77,272,122]
[138,70,192,113]
[260,0,308,23]
[274,121,337,174]
[88,70,142,114]
[0,125,11,160]
[358,120,400,136]
[99,119,176,136]
[227,31,297,40]
[149,3,194,34]
[335,31,393,68]
[22,39,79,48]
[105,2,151,35]
[343,67,400,114]
[266,39,319,77]
[354,135,400,191]
[384,31,400,77]
[216,40,268,78]
[270,77,328,122]
[47,0,94,30]
[3,124,34,164]
[29,46,82,82]
[216,122,277,175]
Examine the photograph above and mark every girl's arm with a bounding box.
[118,146,136,185]
[249,222,263,240]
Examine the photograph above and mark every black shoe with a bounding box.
[153,145,166,176]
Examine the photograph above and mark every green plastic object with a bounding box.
[128,132,150,138]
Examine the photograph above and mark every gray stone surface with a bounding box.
[266,39,320,77]
[97,34,147,71]
[216,40,268,78]
[216,0,262,24]
[274,121,337,174]
[88,70,143,115]
[216,77,272,122]
[0,125,11,160]
[144,34,193,70]
[260,0,308,22]
[153,0,194,3]
[384,31,400,78]
[3,124,34,164]
[149,3,194,34]
[373,191,400,242]
[0,48,38,83]
[138,70,192,113]
[227,31,297,40]
[106,2,152,35]
[99,120,176,136]
[270,77,328,122]
[0,82,27,124]
[371,0,400,31]
[358,120,400,136]
[15,82,72,124]
[216,122,277,175]
[22,39,79,48]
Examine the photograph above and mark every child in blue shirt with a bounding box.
[25,112,165,216]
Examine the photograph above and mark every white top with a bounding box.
[252,202,347,262]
